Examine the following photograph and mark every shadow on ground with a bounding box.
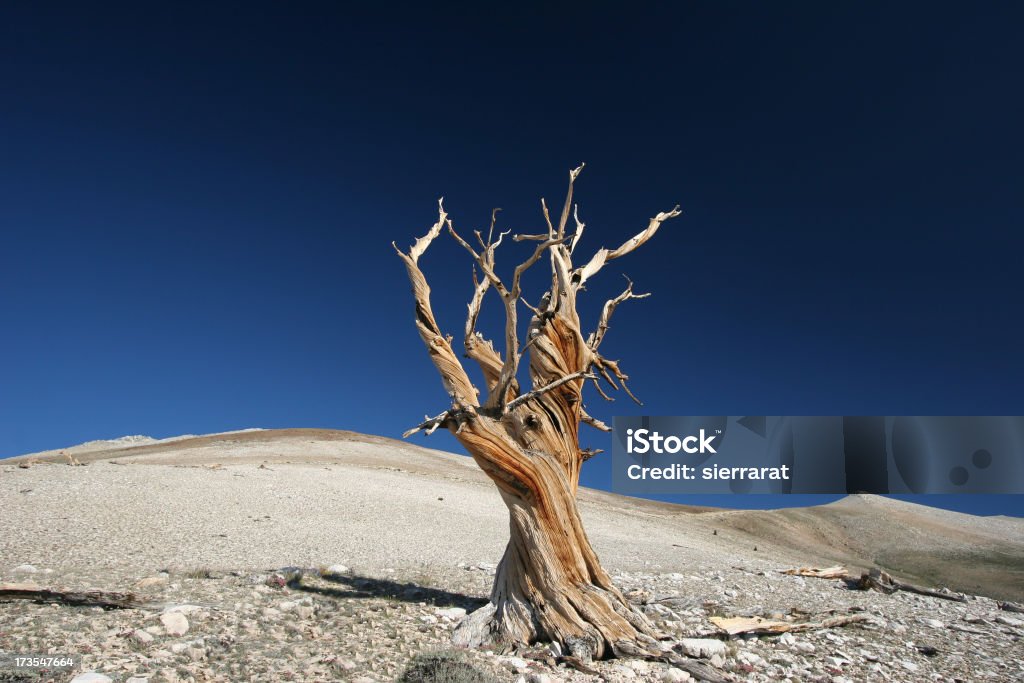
[287,572,489,611]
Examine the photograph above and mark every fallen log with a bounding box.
[781,565,849,579]
[857,568,966,602]
[709,612,873,636]
[0,583,151,610]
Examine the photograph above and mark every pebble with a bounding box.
[161,604,204,615]
[332,658,357,671]
[609,664,636,678]
[159,612,189,636]
[131,628,154,644]
[69,674,113,683]
[528,674,561,683]
[135,575,169,589]
[678,637,727,658]
[661,669,692,682]
[792,640,815,653]
[501,656,529,672]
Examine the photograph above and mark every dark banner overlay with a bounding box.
[610,416,1024,494]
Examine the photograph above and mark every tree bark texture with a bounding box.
[395,166,680,660]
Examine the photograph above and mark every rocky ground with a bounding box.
[2,560,1022,682]
[1,430,1022,682]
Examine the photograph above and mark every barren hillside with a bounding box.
[2,429,1022,682]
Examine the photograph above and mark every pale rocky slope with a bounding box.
[1,429,1022,682]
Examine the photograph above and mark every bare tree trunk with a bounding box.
[395,166,680,660]
[454,465,660,658]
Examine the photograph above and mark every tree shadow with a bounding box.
[286,571,489,611]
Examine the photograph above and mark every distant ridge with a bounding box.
[7,427,1023,601]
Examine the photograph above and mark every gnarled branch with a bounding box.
[393,200,478,407]
[587,276,650,351]
[574,205,681,289]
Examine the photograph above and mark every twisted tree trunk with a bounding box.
[395,166,680,660]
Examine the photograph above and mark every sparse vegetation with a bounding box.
[184,568,216,579]
[398,650,499,683]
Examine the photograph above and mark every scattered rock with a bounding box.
[609,664,636,678]
[131,628,154,644]
[677,637,727,659]
[135,575,169,589]
[70,674,113,683]
[11,564,38,574]
[161,604,204,615]
[436,606,467,621]
[159,612,189,636]
[661,668,692,683]
[500,656,529,672]
[528,674,561,683]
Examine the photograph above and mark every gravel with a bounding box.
[1,431,1022,681]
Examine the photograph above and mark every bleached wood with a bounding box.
[397,166,682,660]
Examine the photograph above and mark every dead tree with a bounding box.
[395,165,680,661]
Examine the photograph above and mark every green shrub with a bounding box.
[398,650,499,683]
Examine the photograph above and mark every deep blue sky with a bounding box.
[2,3,1021,516]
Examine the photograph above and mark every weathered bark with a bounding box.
[395,166,680,660]
[0,583,150,610]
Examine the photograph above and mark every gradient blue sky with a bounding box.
[2,3,1021,516]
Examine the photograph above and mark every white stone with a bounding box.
[132,629,155,644]
[436,607,467,621]
[678,638,727,659]
[501,656,529,672]
[323,564,349,575]
[661,669,692,683]
[528,675,561,683]
[12,564,38,574]
[161,604,204,615]
[160,612,189,636]
[70,674,113,683]
[135,576,169,589]
[922,618,944,628]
